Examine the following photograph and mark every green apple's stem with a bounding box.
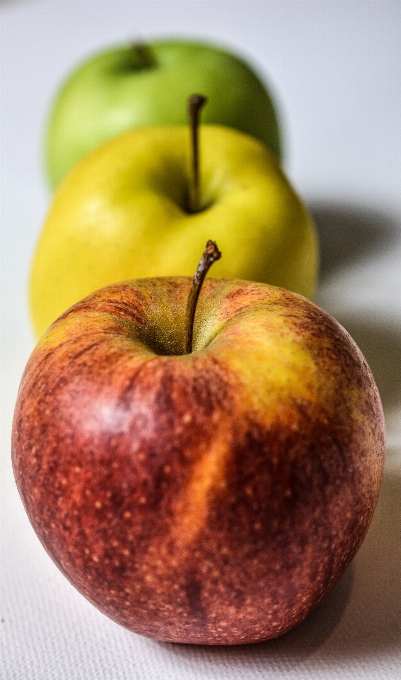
[128,41,156,70]
[188,94,208,214]
[184,240,221,354]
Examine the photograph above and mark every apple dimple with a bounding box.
[116,43,157,74]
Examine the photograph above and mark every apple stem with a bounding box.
[184,240,222,354]
[187,94,208,214]
[129,41,156,70]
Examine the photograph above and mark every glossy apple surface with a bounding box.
[30,125,317,338]
[13,277,385,645]
[45,39,282,188]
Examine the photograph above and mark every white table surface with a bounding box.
[1,2,400,679]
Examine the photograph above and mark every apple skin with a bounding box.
[31,124,317,339]
[12,277,385,644]
[45,39,282,188]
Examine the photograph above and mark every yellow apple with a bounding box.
[30,125,318,338]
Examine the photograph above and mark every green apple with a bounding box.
[45,38,282,188]
[13,269,386,644]
[30,124,318,338]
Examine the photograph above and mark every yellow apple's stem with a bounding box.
[184,240,222,354]
[188,94,208,214]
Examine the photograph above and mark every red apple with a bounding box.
[12,274,385,645]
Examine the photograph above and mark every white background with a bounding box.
[1,1,400,678]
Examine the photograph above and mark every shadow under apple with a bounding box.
[309,202,399,282]
[321,467,401,659]
[163,565,354,674]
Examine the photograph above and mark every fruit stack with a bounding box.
[12,38,385,645]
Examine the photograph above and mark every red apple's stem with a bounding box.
[184,240,222,354]
[188,94,208,214]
